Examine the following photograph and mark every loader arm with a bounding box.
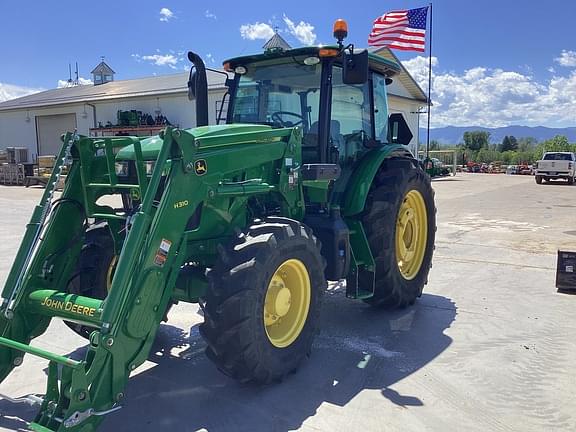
[0,125,300,431]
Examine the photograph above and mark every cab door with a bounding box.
[329,67,373,164]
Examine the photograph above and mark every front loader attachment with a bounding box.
[0,128,207,431]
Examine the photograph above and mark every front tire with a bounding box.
[65,224,115,339]
[200,217,326,384]
[361,158,436,308]
[535,176,543,184]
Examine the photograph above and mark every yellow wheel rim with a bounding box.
[264,259,311,348]
[395,190,428,280]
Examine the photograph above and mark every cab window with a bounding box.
[330,67,372,162]
[231,56,321,129]
[372,73,388,143]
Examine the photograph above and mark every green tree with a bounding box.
[463,131,491,151]
[500,135,519,152]
[500,136,511,152]
[517,137,537,152]
[429,139,440,151]
[476,148,499,163]
[500,150,516,164]
[542,135,570,152]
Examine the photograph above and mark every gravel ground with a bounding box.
[0,172,575,432]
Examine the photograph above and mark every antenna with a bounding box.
[75,62,79,85]
[68,63,73,85]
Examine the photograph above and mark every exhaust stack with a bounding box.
[187,51,209,127]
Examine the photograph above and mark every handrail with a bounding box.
[0,337,82,369]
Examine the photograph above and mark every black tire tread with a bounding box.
[200,217,326,384]
[65,224,114,339]
[361,158,436,308]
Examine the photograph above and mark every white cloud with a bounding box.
[401,56,438,92]
[554,50,576,67]
[57,77,93,88]
[132,53,182,69]
[205,9,217,20]
[402,56,576,128]
[240,22,275,40]
[205,53,215,64]
[0,82,43,102]
[159,8,174,22]
[239,16,317,45]
[283,15,316,45]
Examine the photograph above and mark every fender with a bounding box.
[342,144,413,217]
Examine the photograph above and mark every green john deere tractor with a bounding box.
[0,20,435,431]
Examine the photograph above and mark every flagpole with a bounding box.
[426,2,433,158]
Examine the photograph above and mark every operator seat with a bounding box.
[302,120,345,163]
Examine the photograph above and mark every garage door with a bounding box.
[36,114,77,156]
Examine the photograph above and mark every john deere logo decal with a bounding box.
[194,159,207,176]
[130,188,141,201]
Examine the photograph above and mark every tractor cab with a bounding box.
[185,19,414,168]
[221,44,413,166]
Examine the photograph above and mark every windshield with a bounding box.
[543,153,573,161]
[231,56,322,131]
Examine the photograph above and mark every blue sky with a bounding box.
[1,0,575,128]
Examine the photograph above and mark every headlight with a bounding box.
[145,161,155,176]
[115,161,129,177]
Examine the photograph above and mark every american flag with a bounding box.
[368,7,428,52]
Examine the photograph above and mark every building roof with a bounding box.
[0,70,228,112]
[91,61,115,75]
[263,32,292,51]
[371,47,428,103]
[0,51,426,112]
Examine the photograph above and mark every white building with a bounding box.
[0,48,427,160]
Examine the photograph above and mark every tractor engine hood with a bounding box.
[116,124,290,161]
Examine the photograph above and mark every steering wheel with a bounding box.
[271,111,304,127]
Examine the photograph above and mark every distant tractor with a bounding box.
[0,20,435,431]
[420,150,457,178]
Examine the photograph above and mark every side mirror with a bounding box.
[342,49,368,85]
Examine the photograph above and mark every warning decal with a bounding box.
[154,239,172,267]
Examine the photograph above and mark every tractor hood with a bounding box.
[116,124,288,160]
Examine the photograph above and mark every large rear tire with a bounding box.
[200,217,326,384]
[361,158,436,308]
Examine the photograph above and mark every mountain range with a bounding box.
[419,126,576,145]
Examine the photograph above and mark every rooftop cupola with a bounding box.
[262,29,292,52]
[91,57,115,86]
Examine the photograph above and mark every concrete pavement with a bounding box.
[0,173,574,431]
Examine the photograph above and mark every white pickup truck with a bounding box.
[534,152,575,184]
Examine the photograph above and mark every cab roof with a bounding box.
[224,46,402,77]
